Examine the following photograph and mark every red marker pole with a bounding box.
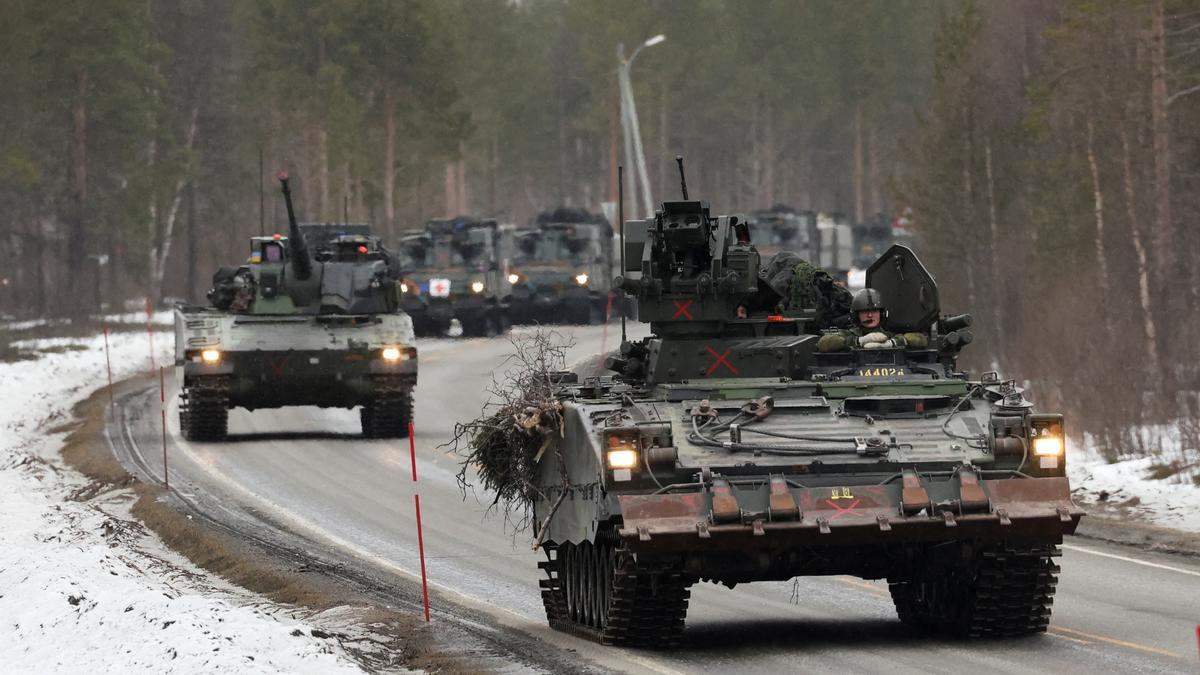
[102,323,114,415]
[159,366,168,490]
[409,421,430,621]
[414,494,430,622]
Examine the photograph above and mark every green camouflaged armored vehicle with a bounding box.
[174,172,417,440]
[527,179,1082,646]
[396,217,510,337]
[507,208,614,325]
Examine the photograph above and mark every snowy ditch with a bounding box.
[0,329,366,673]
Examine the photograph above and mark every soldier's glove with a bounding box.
[862,339,897,350]
[858,332,889,346]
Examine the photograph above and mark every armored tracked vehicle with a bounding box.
[397,217,510,337]
[527,169,1082,646]
[174,172,417,441]
[507,208,614,325]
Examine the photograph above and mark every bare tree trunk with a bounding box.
[148,106,199,302]
[383,84,397,231]
[66,67,89,309]
[960,104,976,309]
[318,126,329,220]
[868,119,881,216]
[1120,124,1162,375]
[984,136,1008,352]
[1084,118,1112,334]
[488,130,498,215]
[444,162,456,215]
[186,179,197,302]
[658,79,668,201]
[853,102,864,223]
[763,103,776,207]
[457,147,468,215]
[1150,0,1171,290]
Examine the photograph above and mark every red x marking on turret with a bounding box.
[825,499,862,520]
[705,346,737,376]
[672,299,694,320]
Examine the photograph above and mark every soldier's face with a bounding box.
[858,310,881,328]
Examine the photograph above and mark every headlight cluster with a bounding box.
[574,272,589,286]
[605,431,639,478]
[470,280,485,293]
[200,349,221,364]
[1030,415,1065,470]
[507,273,521,285]
[380,346,415,362]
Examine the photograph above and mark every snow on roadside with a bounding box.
[0,330,365,673]
[1068,428,1200,534]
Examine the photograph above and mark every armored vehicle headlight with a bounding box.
[507,273,520,284]
[400,282,409,293]
[471,280,485,293]
[201,349,221,364]
[607,449,638,469]
[381,347,405,361]
[575,273,589,286]
[1033,434,1064,456]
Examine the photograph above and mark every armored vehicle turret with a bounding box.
[514,162,1082,646]
[397,216,510,337]
[174,172,418,440]
[506,208,614,325]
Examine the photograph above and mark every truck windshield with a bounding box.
[515,230,601,264]
[400,235,487,269]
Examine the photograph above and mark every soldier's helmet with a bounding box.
[851,288,886,313]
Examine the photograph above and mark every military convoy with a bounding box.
[397,217,510,337]
[173,172,418,440]
[523,170,1082,646]
[507,208,614,325]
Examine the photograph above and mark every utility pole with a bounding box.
[617,34,665,219]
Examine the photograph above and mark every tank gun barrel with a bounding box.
[277,171,313,280]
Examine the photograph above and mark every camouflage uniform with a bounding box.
[816,286,929,352]
[816,326,929,352]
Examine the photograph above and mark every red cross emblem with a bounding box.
[265,355,290,380]
[705,346,738,376]
[672,299,694,320]
[824,499,862,520]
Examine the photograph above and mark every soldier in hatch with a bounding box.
[816,288,929,352]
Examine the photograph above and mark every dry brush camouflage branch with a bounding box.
[450,329,574,532]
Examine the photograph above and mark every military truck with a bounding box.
[396,217,510,337]
[747,206,818,260]
[174,172,418,440]
[507,208,614,325]
[522,175,1081,646]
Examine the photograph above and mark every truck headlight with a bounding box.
[1032,434,1064,456]
[575,273,589,286]
[400,282,409,293]
[381,347,403,361]
[201,349,221,364]
[507,273,520,284]
[471,280,485,293]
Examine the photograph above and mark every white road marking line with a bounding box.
[1063,543,1200,578]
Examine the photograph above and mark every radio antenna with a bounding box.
[618,164,627,344]
[675,155,689,200]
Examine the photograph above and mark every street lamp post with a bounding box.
[617,34,665,219]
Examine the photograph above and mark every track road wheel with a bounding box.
[539,538,691,647]
[179,385,229,442]
[361,388,413,438]
[888,543,1060,638]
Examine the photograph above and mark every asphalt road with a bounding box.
[113,325,1200,674]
